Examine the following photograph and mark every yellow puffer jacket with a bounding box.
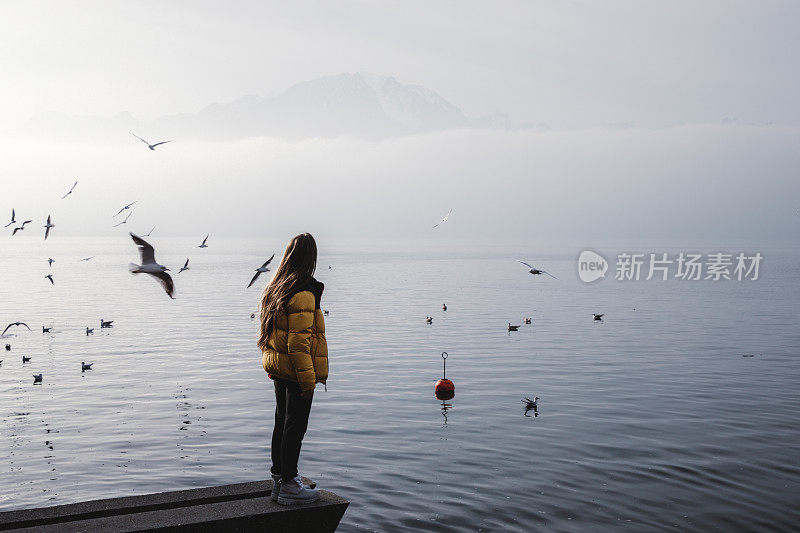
[261,279,328,392]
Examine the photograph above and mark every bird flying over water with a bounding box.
[198,235,209,248]
[48,258,55,267]
[4,208,15,228]
[132,133,172,151]
[114,202,137,217]
[113,212,132,227]
[44,274,54,285]
[11,220,32,236]
[129,232,175,298]
[143,226,155,237]
[2,322,32,336]
[433,209,453,228]
[81,256,94,262]
[43,215,54,240]
[247,254,275,288]
[61,181,78,199]
[515,260,558,279]
[178,258,190,273]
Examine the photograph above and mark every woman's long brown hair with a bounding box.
[257,233,317,351]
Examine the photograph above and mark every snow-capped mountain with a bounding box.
[24,73,499,140]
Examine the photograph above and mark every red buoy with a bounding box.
[434,351,455,400]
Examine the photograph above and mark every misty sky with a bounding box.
[1,2,799,242]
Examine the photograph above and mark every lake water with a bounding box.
[1,236,799,532]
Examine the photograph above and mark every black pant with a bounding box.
[270,377,313,482]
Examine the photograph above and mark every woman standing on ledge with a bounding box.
[258,233,328,505]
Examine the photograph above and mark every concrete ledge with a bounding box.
[0,479,349,532]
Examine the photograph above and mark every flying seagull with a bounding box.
[61,180,78,199]
[178,258,190,273]
[43,215,54,240]
[247,254,275,288]
[432,209,453,228]
[44,274,54,285]
[114,202,137,217]
[129,232,175,298]
[198,235,209,248]
[11,220,32,236]
[3,208,15,228]
[2,322,32,336]
[516,260,558,279]
[47,258,55,267]
[113,212,132,227]
[81,256,94,262]
[132,133,172,151]
[143,226,155,237]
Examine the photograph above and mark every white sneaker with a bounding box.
[277,475,320,505]
[271,474,315,502]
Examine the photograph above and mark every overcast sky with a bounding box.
[1,1,798,127]
[0,2,798,242]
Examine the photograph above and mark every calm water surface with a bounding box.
[1,236,799,532]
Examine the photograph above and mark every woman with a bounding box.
[258,233,328,505]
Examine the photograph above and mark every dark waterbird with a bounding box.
[593,313,604,321]
[524,317,532,324]
[426,316,433,324]
[23,355,31,363]
[44,274,54,285]
[33,374,42,383]
[508,322,520,332]
[42,326,51,333]
[2,322,32,336]
[100,319,113,328]
[82,362,93,372]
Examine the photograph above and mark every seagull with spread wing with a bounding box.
[11,220,32,236]
[247,254,275,288]
[143,226,155,237]
[61,180,78,199]
[2,322,32,336]
[432,209,453,228]
[516,260,559,279]
[43,215,54,240]
[132,133,172,151]
[114,202,137,217]
[129,232,175,298]
[178,258,190,273]
[198,235,209,248]
[4,208,15,228]
[113,212,132,227]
